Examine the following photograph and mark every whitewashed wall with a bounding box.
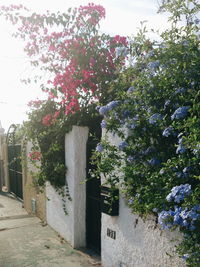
[46,126,88,248]
[45,125,186,266]
[101,132,185,267]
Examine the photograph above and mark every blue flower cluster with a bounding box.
[147,60,160,70]
[158,210,174,230]
[127,155,137,162]
[148,157,160,166]
[96,143,104,152]
[194,18,200,24]
[162,126,175,137]
[182,254,190,261]
[149,113,162,124]
[101,120,107,128]
[174,87,187,95]
[176,144,186,154]
[115,47,128,58]
[144,146,156,155]
[127,86,136,94]
[176,171,188,179]
[164,100,170,109]
[158,205,200,231]
[118,141,128,151]
[193,144,200,155]
[99,100,120,116]
[176,137,186,154]
[171,106,190,120]
[166,184,192,203]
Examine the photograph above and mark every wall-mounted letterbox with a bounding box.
[101,186,119,216]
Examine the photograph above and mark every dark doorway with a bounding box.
[86,125,101,254]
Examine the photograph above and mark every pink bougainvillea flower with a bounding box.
[42,114,52,126]
[28,151,41,161]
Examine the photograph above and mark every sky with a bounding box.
[0,0,168,131]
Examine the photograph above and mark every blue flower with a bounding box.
[183,166,192,174]
[145,50,154,59]
[162,126,174,137]
[174,87,187,95]
[144,146,156,155]
[127,86,136,93]
[128,197,134,204]
[158,205,200,231]
[180,207,200,230]
[99,101,120,116]
[193,144,200,154]
[194,18,200,24]
[123,110,131,118]
[101,120,107,128]
[148,158,160,166]
[127,156,136,162]
[178,137,183,144]
[107,100,120,110]
[148,60,160,69]
[182,254,190,261]
[118,141,128,151]
[176,144,186,154]
[99,106,109,116]
[182,40,189,46]
[128,123,137,129]
[166,184,192,203]
[96,143,104,152]
[152,208,158,213]
[175,171,187,179]
[149,113,162,124]
[171,106,190,120]
[173,206,183,225]
[116,47,128,57]
[164,100,170,109]
[159,168,165,175]
[158,210,174,230]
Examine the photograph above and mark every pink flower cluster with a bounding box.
[28,99,43,108]
[28,151,41,161]
[0,3,128,124]
[77,3,105,25]
[42,111,60,126]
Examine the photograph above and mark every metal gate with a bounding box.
[7,124,23,199]
[86,125,101,254]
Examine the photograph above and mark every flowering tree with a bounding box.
[0,3,128,119]
[0,3,128,191]
[94,0,200,265]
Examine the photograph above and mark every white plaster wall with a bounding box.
[46,126,88,248]
[101,131,186,267]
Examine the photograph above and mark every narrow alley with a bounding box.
[0,191,100,267]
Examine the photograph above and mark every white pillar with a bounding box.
[46,126,89,248]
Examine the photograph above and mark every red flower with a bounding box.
[42,114,52,126]
[28,151,41,161]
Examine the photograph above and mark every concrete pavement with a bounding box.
[0,192,101,267]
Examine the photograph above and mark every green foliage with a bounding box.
[24,100,66,188]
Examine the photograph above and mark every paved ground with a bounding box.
[0,192,101,267]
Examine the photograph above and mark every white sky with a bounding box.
[0,0,168,131]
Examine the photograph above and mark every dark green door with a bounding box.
[86,138,101,254]
[8,144,23,199]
